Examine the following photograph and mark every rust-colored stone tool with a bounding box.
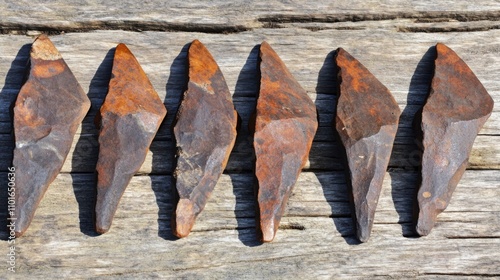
[253,42,318,242]
[95,43,166,234]
[334,48,401,242]
[172,40,238,238]
[416,43,494,236]
[12,35,91,237]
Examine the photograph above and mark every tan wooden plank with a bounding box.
[1,0,499,34]
[0,29,499,174]
[0,171,498,278]
[1,6,499,278]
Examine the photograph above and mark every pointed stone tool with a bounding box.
[334,48,401,242]
[12,35,91,237]
[253,42,318,242]
[95,43,166,234]
[416,43,494,236]
[172,40,238,238]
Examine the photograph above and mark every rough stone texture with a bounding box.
[254,41,318,242]
[334,48,401,242]
[416,43,494,236]
[12,34,91,237]
[172,40,238,238]
[95,43,166,234]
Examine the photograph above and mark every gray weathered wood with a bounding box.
[0,171,498,278]
[0,30,499,174]
[1,1,500,33]
[1,3,499,278]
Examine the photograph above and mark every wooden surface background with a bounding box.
[1,1,499,279]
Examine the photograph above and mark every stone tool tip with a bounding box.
[260,219,277,243]
[31,34,62,60]
[173,199,198,238]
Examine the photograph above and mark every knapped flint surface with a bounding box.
[416,43,494,236]
[334,48,401,242]
[172,40,238,238]
[12,35,91,237]
[95,43,166,234]
[254,42,318,242]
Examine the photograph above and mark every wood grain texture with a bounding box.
[0,171,498,278]
[0,3,499,278]
[0,29,499,174]
[1,0,500,33]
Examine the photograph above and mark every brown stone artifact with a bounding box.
[334,48,401,242]
[253,42,318,242]
[172,40,238,238]
[12,35,91,237]
[416,43,494,236]
[95,43,166,234]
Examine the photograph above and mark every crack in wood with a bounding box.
[422,272,500,277]
[0,21,251,35]
[279,222,306,230]
[446,236,500,239]
[398,24,500,33]
[1,10,499,35]
[257,11,500,24]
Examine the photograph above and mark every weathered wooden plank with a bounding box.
[0,170,495,225]
[1,0,500,34]
[2,30,499,107]
[1,131,499,173]
[0,170,498,278]
[1,6,499,278]
[0,29,499,174]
